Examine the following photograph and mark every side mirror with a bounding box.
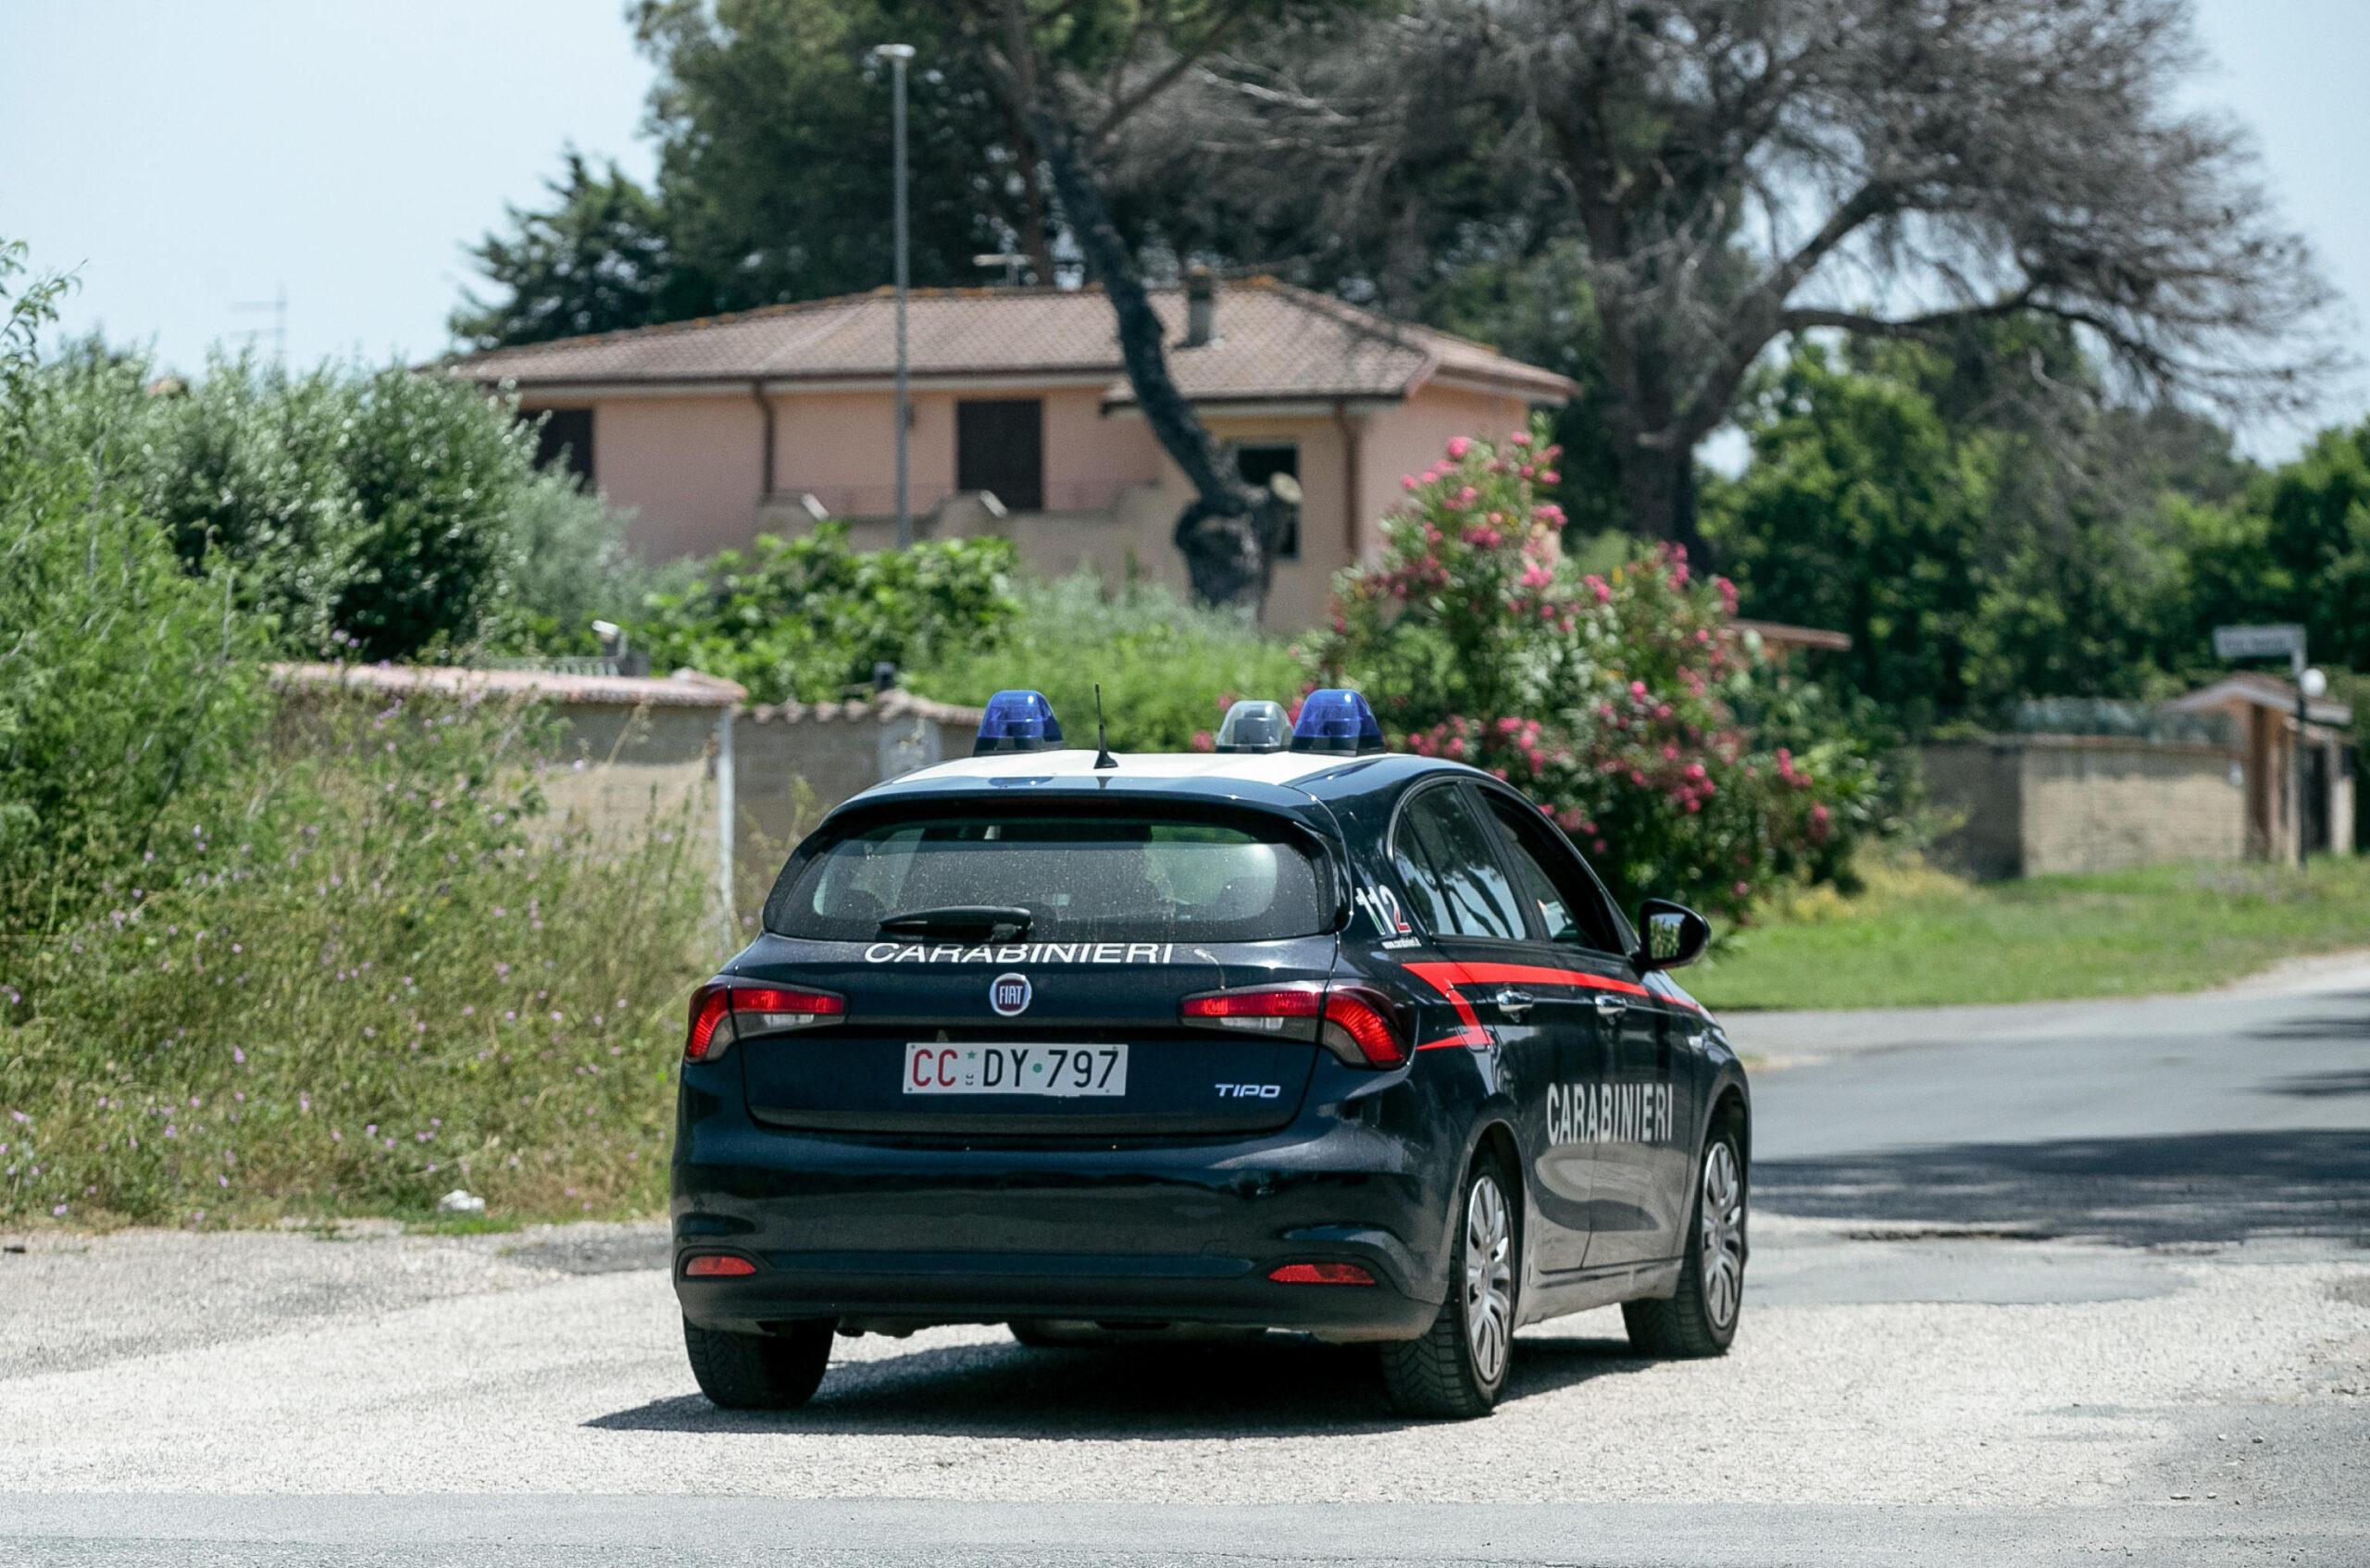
[1634,898,1710,972]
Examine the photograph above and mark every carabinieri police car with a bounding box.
[673,689,1748,1418]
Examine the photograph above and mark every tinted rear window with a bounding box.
[767,815,1333,943]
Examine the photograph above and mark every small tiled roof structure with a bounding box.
[270,662,746,710]
[2166,671,2351,729]
[440,279,1578,407]
[743,690,987,728]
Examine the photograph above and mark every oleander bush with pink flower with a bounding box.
[1310,417,1887,927]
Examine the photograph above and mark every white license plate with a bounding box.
[903,1042,1129,1097]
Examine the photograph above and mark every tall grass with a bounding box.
[0,693,713,1226]
[907,572,1308,752]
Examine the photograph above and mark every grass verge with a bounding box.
[1,696,713,1230]
[1689,854,2370,1012]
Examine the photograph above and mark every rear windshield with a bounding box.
[767,814,1334,944]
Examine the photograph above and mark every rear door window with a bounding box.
[767,815,1332,944]
[1391,786,1528,941]
[1478,790,1628,953]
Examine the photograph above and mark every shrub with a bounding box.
[632,523,1018,703]
[0,248,270,941]
[906,572,1306,752]
[488,466,668,655]
[1311,417,1885,925]
[38,339,647,661]
[0,691,713,1225]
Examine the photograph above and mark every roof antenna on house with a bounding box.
[1092,683,1118,769]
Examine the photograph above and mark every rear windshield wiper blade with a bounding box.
[879,904,1035,938]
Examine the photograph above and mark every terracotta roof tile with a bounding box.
[442,279,1576,405]
[270,662,745,709]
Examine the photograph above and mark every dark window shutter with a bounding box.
[528,408,594,488]
[955,399,1044,512]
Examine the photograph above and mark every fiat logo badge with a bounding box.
[989,972,1032,1017]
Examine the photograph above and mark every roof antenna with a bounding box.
[1092,683,1118,770]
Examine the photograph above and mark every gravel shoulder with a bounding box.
[2,1214,2363,1511]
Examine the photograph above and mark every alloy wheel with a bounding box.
[1700,1140,1745,1331]
[1464,1171,1515,1384]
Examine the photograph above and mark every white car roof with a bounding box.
[886,748,1364,790]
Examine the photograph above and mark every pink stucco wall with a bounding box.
[1357,384,1536,556]
[533,378,1545,635]
[527,394,763,561]
[766,385,1162,516]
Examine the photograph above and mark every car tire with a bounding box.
[1623,1125,1745,1358]
[683,1317,835,1409]
[1379,1152,1517,1419]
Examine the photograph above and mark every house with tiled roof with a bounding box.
[443,274,1578,631]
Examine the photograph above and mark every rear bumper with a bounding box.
[670,1111,1449,1342]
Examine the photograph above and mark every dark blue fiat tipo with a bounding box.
[673,690,1746,1418]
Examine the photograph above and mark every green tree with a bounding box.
[1703,344,1996,724]
[2183,423,2370,675]
[1704,336,2252,726]
[451,152,681,350]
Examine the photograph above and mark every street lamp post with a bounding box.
[874,43,917,550]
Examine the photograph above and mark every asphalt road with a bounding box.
[5,962,2366,1566]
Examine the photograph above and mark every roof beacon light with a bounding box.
[974,689,1065,756]
[1290,689,1385,756]
[1215,699,1291,753]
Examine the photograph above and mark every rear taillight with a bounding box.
[683,982,845,1063]
[682,1253,758,1278]
[1268,1262,1376,1286]
[1179,982,1405,1069]
[1179,984,1323,1039]
[1319,986,1406,1069]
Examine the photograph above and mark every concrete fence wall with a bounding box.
[728,693,986,916]
[1922,736,2249,879]
[269,664,991,930]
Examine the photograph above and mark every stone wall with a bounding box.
[1923,736,2248,879]
[272,666,991,927]
[729,692,986,917]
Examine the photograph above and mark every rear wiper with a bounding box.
[878,904,1035,939]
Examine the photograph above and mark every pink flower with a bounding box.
[1447,436,1473,458]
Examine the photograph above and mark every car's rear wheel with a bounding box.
[683,1317,835,1409]
[1379,1152,1516,1419]
[1623,1126,1745,1357]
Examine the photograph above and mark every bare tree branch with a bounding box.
[1114,0,2344,547]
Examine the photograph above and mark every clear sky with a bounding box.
[3,0,2364,458]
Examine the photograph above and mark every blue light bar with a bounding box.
[1290,689,1385,756]
[1215,699,1291,753]
[973,689,1065,756]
